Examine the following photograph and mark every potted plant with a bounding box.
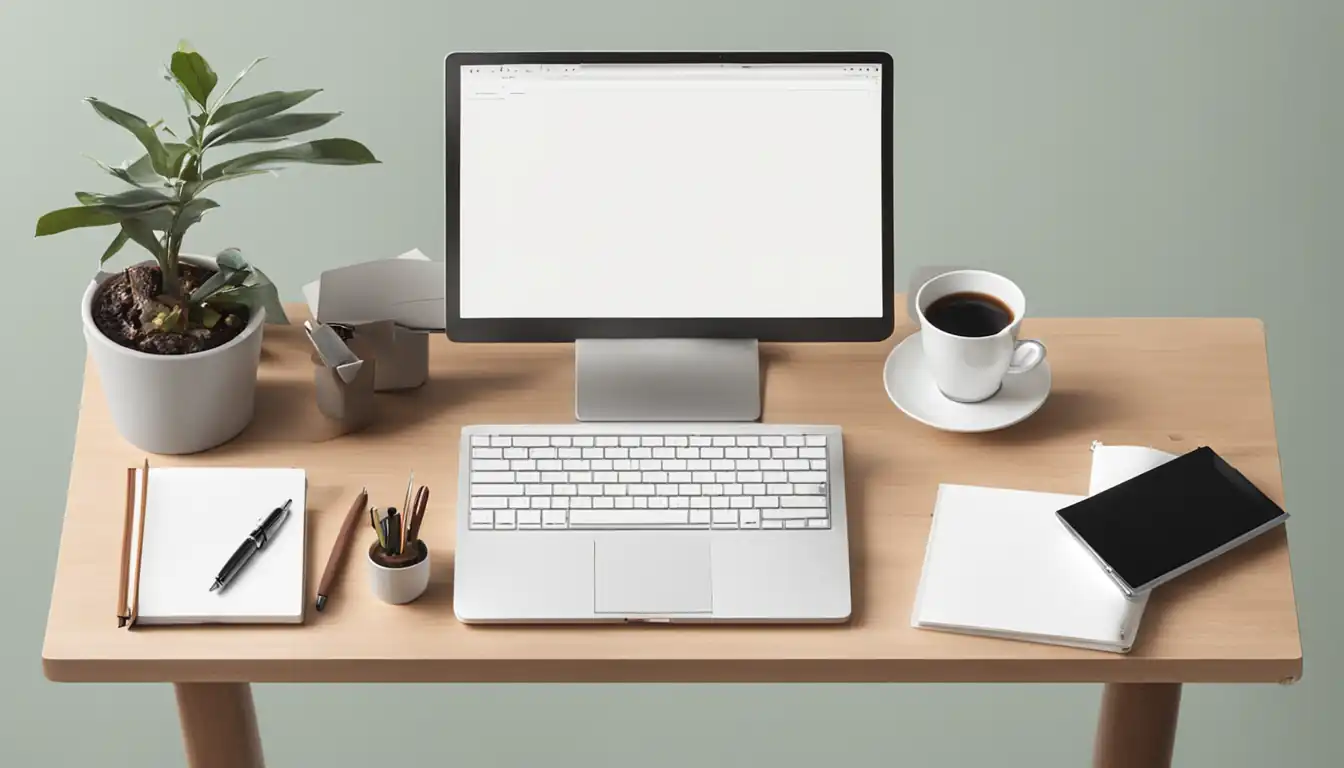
[36,44,378,454]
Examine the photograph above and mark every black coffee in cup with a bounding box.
[924,291,1014,338]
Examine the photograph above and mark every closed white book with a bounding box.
[910,443,1175,652]
[123,467,307,625]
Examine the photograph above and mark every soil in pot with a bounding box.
[369,539,428,568]
[92,264,251,355]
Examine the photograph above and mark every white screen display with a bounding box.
[458,62,884,319]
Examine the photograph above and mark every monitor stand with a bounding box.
[575,339,761,422]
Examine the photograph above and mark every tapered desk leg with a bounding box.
[1093,683,1182,768]
[175,682,265,768]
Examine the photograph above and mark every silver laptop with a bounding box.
[445,51,892,623]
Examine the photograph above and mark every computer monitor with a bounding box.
[445,52,893,421]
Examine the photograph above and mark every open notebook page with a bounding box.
[128,467,307,624]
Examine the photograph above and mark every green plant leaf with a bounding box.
[208,112,343,145]
[189,248,252,302]
[205,89,321,145]
[119,219,168,270]
[165,142,192,177]
[202,138,379,179]
[214,247,248,271]
[209,56,266,113]
[100,229,130,264]
[85,98,172,177]
[212,282,288,325]
[75,187,174,209]
[183,169,273,198]
[35,206,120,236]
[131,198,219,233]
[170,50,217,107]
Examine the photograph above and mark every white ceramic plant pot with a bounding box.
[367,542,431,605]
[81,254,266,455]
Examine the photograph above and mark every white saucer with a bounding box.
[883,332,1052,433]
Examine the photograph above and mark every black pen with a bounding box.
[209,500,293,592]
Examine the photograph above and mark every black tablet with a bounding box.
[1056,446,1289,597]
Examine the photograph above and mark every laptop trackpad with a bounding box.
[594,536,713,614]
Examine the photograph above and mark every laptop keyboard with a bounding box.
[462,427,837,531]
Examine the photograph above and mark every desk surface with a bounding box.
[43,309,1302,684]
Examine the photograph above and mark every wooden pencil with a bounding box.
[116,467,136,627]
[127,459,150,627]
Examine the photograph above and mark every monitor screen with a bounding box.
[455,59,887,325]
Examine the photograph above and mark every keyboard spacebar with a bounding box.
[569,509,692,527]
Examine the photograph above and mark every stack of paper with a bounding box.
[910,443,1176,652]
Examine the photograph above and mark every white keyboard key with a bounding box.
[763,519,785,529]
[641,436,665,447]
[785,435,805,447]
[805,435,827,447]
[645,471,669,483]
[741,509,761,528]
[471,471,515,483]
[517,509,542,526]
[784,459,811,470]
[726,447,748,459]
[573,436,595,447]
[511,459,537,471]
[811,459,828,470]
[595,471,618,483]
[525,484,553,496]
[735,459,759,470]
[530,496,552,508]
[634,497,649,508]
[491,435,512,447]
[504,447,528,459]
[711,497,730,508]
[639,458,661,470]
[669,472,692,483]
[693,471,715,483]
[653,447,676,459]
[538,460,563,471]
[583,447,604,459]
[516,471,541,483]
[667,436,689,447]
[471,435,491,446]
[543,510,567,528]
[749,447,771,459]
[571,496,593,508]
[744,484,766,495]
[596,436,619,447]
[649,496,670,508]
[808,519,829,528]
[755,496,780,508]
[553,497,570,508]
[702,447,725,459]
[495,509,516,529]
[712,436,735,447]
[569,472,594,483]
[656,484,678,495]
[551,436,572,447]
[620,435,641,447]
[514,436,549,447]
[606,447,629,459]
[615,497,634,508]
[592,459,613,471]
[593,496,615,508]
[786,519,807,529]
[794,483,827,496]
[563,459,589,472]
[475,459,510,471]
[664,459,688,471]
[474,484,522,496]
[629,485,655,496]
[691,497,711,508]
[715,472,735,483]
[604,484,628,495]
[711,459,734,471]
[469,509,494,528]
[761,460,784,471]
[764,471,788,483]
[542,471,566,482]
[712,508,738,527]
[508,497,530,509]
[773,447,799,459]
[619,471,642,483]
[570,509,688,527]
[670,496,690,508]
[472,447,503,459]
[631,447,653,459]
[690,508,711,524]
[579,484,603,495]
[764,507,828,520]
[730,496,752,508]
[704,484,724,495]
[472,497,508,509]
[790,471,828,484]
[762,435,785,446]
[781,495,828,508]
[690,436,712,446]
[679,484,702,495]
[614,460,636,471]
[768,484,794,495]
[738,435,759,446]
[558,447,582,459]
[800,447,827,459]
[554,484,578,495]
[676,447,700,459]
[725,484,744,495]
[688,459,711,471]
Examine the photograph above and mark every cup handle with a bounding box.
[1007,340,1047,374]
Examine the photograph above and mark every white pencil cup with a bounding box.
[366,540,431,604]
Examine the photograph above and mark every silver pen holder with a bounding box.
[342,320,429,392]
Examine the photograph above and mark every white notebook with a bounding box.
[911,443,1176,652]
[126,467,307,625]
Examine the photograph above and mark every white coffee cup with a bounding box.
[914,270,1047,403]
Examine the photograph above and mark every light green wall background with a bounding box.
[1,0,1338,765]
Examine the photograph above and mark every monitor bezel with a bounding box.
[445,51,894,343]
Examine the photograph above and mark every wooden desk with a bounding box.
[43,310,1302,768]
